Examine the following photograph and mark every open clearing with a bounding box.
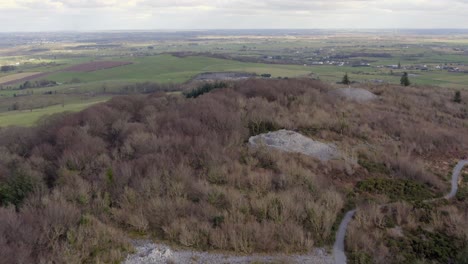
[0,72,45,85]
[63,61,133,72]
[0,97,108,127]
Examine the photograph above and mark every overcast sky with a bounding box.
[1,0,468,31]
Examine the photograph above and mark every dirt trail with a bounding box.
[333,159,468,264]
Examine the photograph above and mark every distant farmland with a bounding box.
[0,72,47,85]
[0,97,109,127]
[0,61,134,86]
[63,61,133,72]
[42,55,313,84]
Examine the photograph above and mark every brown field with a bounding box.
[0,72,47,86]
[63,61,133,72]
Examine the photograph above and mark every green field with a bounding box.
[0,97,108,127]
[0,54,315,96]
[5,54,465,95]
[43,55,312,83]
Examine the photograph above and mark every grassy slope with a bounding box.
[0,97,108,127]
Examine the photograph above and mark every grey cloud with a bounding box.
[2,0,468,31]
[50,0,111,8]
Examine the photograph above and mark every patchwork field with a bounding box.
[41,55,312,85]
[0,72,44,85]
[1,55,313,88]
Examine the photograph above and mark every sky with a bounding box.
[1,0,468,31]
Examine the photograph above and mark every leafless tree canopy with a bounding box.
[0,79,467,263]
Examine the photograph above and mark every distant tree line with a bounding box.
[1,65,16,72]
[184,82,228,98]
[19,80,57,89]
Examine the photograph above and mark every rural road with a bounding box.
[333,159,468,264]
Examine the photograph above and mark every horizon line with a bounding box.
[2,28,468,33]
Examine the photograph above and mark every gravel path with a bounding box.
[332,210,356,264]
[446,160,468,199]
[333,159,468,264]
[249,130,340,161]
[124,241,333,264]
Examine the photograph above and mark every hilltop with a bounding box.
[0,79,467,263]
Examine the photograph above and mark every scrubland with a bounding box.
[0,79,467,263]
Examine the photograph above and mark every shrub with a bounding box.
[211,215,225,228]
[389,156,443,190]
[342,73,351,85]
[453,91,462,103]
[455,186,468,201]
[349,251,373,264]
[184,82,227,98]
[356,178,434,202]
[0,65,16,72]
[247,120,280,136]
[0,171,38,208]
[400,72,410,86]
[457,246,468,264]
[358,155,390,175]
[386,228,460,264]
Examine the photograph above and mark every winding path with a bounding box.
[333,210,356,264]
[332,160,468,264]
[446,160,468,199]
